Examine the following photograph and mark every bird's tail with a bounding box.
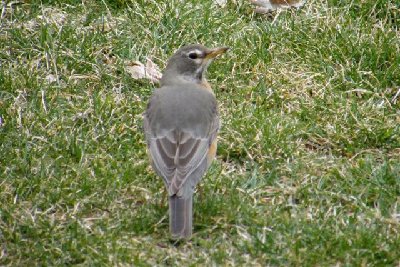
[169,195,193,239]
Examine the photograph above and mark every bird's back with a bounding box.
[145,85,217,137]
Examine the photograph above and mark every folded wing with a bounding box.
[144,86,219,198]
[144,113,219,198]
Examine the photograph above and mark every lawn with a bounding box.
[1,0,399,265]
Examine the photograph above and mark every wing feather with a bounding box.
[143,85,219,198]
[144,113,219,198]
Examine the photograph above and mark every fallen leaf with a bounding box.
[37,7,67,26]
[215,0,227,7]
[45,74,57,84]
[250,0,305,13]
[125,58,162,84]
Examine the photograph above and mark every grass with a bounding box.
[1,0,399,265]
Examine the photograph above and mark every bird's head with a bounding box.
[160,44,229,86]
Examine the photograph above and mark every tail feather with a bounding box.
[169,195,193,239]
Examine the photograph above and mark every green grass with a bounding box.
[1,0,399,265]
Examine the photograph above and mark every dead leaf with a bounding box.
[37,7,67,26]
[215,0,227,7]
[125,58,162,84]
[45,74,57,84]
[250,0,305,13]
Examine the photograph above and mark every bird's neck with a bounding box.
[160,74,213,93]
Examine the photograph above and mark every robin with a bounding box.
[143,44,228,239]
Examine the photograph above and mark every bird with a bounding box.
[143,44,228,239]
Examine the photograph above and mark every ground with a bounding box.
[0,0,399,266]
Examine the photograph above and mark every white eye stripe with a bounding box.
[187,49,202,56]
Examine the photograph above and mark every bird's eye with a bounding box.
[188,52,198,59]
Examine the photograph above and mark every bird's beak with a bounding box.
[204,47,229,59]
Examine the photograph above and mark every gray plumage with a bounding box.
[143,85,219,239]
[160,44,209,86]
[144,85,219,198]
[143,44,227,239]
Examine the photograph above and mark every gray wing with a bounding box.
[143,86,219,198]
